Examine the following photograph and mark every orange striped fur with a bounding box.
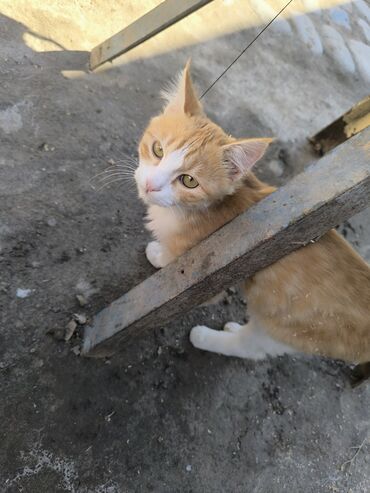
[135,62,370,363]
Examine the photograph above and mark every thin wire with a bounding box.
[200,0,295,99]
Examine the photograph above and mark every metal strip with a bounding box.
[90,0,215,69]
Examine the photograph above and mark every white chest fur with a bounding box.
[146,204,183,242]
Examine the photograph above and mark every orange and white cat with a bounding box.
[135,61,370,364]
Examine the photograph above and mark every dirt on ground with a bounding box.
[0,1,370,492]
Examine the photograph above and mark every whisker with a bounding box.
[90,174,135,189]
[89,167,135,182]
[89,167,124,180]
[118,162,138,171]
[104,162,135,170]
[113,163,136,168]
[94,177,128,191]
[96,170,134,177]
[106,163,137,173]
[108,151,138,167]
[111,147,137,159]
[93,145,138,164]
[94,173,135,183]
[123,160,138,168]
[103,163,133,168]
[112,155,137,163]
[89,147,139,190]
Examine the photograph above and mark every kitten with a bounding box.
[135,61,370,364]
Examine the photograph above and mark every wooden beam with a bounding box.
[90,0,215,70]
[82,128,370,357]
[310,95,370,155]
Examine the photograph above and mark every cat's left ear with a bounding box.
[222,138,273,180]
[162,59,203,116]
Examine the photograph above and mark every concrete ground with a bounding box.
[1,1,370,492]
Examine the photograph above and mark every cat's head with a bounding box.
[135,61,272,208]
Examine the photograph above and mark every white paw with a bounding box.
[145,241,164,268]
[223,321,243,333]
[190,325,212,349]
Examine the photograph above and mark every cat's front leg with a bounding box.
[145,241,174,268]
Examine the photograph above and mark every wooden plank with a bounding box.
[310,95,370,155]
[82,128,370,357]
[90,0,215,69]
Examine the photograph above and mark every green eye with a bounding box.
[179,174,199,189]
[152,141,163,158]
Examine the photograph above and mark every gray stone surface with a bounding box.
[0,3,369,492]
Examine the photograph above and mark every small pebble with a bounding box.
[267,159,284,177]
[16,288,31,298]
[73,313,87,325]
[105,410,115,422]
[65,320,77,341]
[33,359,44,368]
[47,217,57,227]
[71,345,81,356]
[186,465,192,472]
[76,294,87,307]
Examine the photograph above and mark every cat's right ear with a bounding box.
[161,59,203,116]
[222,138,273,180]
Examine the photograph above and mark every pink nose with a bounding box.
[146,180,161,193]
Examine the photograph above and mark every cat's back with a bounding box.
[246,229,370,362]
[249,229,370,301]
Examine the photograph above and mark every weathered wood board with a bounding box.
[310,95,370,154]
[90,0,215,69]
[83,128,370,357]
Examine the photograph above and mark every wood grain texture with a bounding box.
[83,128,370,357]
[90,0,215,69]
